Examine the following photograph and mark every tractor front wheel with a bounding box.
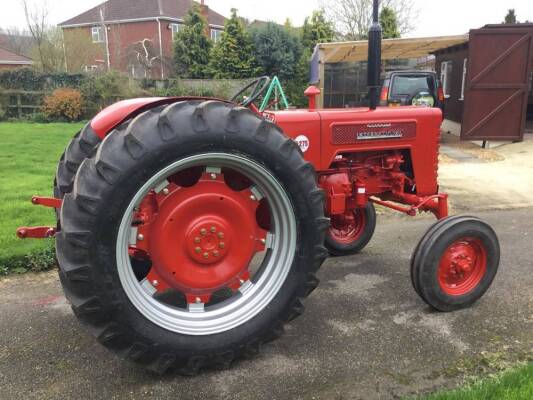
[411,216,500,311]
[56,101,328,374]
[325,203,376,256]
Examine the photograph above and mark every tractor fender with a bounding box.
[90,97,230,139]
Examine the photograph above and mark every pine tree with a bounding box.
[504,9,518,24]
[173,6,212,78]
[209,9,258,79]
[302,10,335,53]
[250,22,302,81]
[380,7,400,39]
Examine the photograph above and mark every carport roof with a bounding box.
[317,35,469,63]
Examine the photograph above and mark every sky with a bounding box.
[1,0,532,38]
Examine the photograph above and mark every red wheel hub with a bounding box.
[329,209,366,244]
[134,171,266,303]
[438,237,487,296]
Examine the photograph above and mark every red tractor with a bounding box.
[18,1,499,374]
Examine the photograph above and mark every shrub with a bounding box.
[41,88,83,121]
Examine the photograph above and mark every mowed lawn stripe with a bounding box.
[0,122,84,270]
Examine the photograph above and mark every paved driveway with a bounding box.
[0,209,531,400]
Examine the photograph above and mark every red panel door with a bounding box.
[461,26,533,141]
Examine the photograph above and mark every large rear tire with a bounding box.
[56,101,329,374]
[54,122,102,197]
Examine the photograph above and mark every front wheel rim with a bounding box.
[437,237,487,296]
[329,209,366,244]
[116,153,297,336]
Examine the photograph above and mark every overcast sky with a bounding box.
[1,0,532,37]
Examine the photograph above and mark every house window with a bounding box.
[211,29,222,42]
[440,61,453,98]
[170,23,182,40]
[460,58,468,101]
[91,26,103,43]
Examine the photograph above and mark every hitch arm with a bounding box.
[16,196,62,240]
[17,226,57,239]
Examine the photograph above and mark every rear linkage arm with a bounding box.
[16,196,62,239]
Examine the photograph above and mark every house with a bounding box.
[58,0,226,79]
[434,24,533,141]
[0,46,33,69]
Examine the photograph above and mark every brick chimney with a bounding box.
[199,0,210,37]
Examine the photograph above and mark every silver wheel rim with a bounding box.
[116,153,297,335]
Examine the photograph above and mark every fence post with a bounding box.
[17,94,22,120]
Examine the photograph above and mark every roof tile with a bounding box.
[59,0,225,27]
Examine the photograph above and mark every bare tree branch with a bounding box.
[320,0,419,40]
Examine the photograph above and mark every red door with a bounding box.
[461,26,533,141]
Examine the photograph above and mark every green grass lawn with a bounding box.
[419,363,533,400]
[0,122,84,273]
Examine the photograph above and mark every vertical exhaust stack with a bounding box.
[367,0,382,110]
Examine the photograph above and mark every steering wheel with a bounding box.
[230,76,271,107]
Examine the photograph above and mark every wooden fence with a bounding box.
[4,90,44,119]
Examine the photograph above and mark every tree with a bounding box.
[504,9,518,24]
[321,0,418,40]
[302,10,335,53]
[250,22,302,81]
[0,27,34,57]
[380,7,400,39]
[209,9,257,79]
[173,6,212,78]
[22,0,66,72]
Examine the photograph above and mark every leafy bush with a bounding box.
[42,88,83,121]
[0,68,84,91]
[0,92,8,121]
[0,245,56,276]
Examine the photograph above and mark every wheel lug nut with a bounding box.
[200,229,207,236]
[219,242,225,249]
[162,188,169,195]
[213,250,220,257]
[137,234,144,241]
[210,226,216,233]
[194,237,201,244]
[218,232,224,239]
[203,252,209,259]
[195,247,201,254]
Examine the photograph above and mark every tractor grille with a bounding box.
[331,122,417,144]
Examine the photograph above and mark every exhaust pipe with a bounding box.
[367,0,382,110]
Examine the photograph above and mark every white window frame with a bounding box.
[170,23,182,41]
[440,61,452,99]
[91,26,103,43]
[211,29,222,42]
[460,58,467,101]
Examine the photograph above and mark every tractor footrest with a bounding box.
[17,226,57,239]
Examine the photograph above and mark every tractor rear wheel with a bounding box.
[54,122,102,198]
[325,203,376,256]
[56,100,328,374]
[411,216,500,312]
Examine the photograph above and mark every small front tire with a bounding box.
[325,203,376,256]
[411,216,500,312]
